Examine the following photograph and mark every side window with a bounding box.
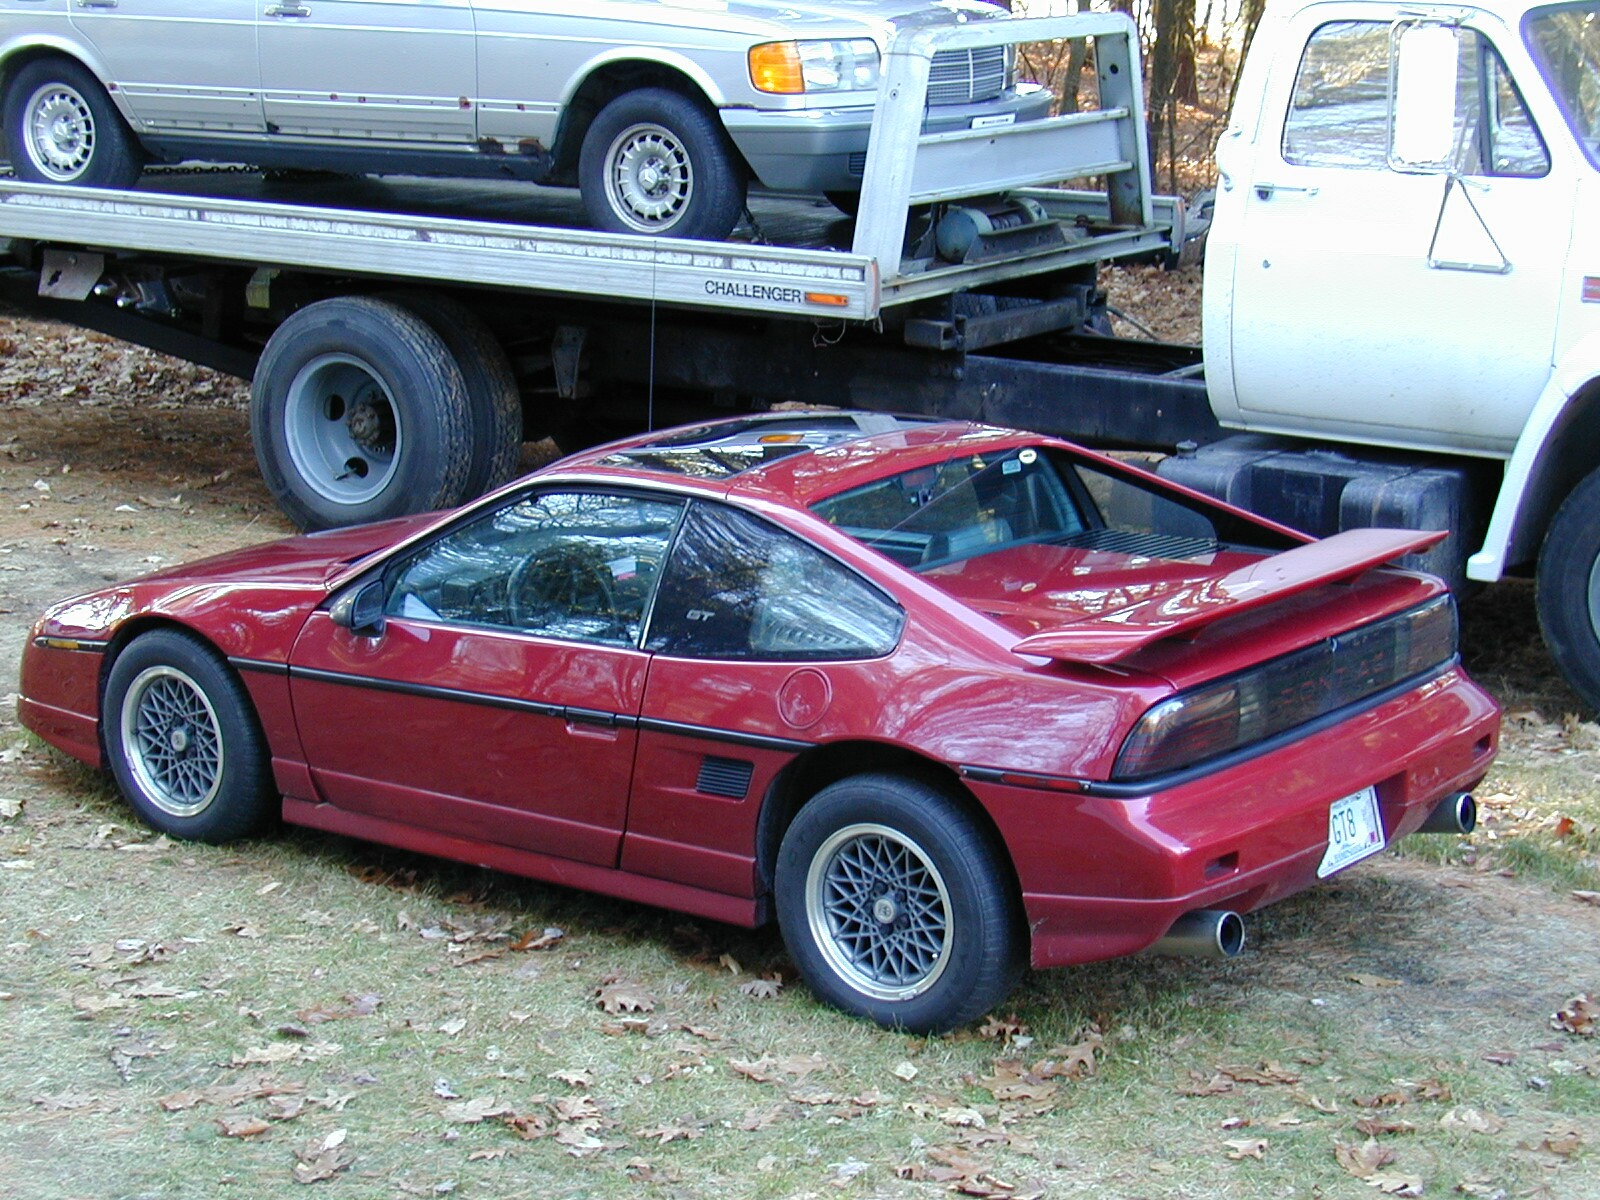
[646,503,904,661]
[1284,22,1548,175]
[1459,42,1549,176]
[386,491,682,647]
[1284,21,1392,167]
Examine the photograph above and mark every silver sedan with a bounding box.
[0,0,1050,239]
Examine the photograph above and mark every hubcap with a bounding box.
[604,122,693,233]
[282,353,402,505]
[805,823,954,1002]
[120,665,224,818]
[25,82,96,181]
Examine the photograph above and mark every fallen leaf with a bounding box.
[892,1061,919,1082]
[1365,1173,1424,1196]
[977,1014,1030,1044]
[1179,1072,1234,1097]
[1355,1117,1418,1136]
[740,975,783,1000]
[1335,1139,1396,1179]
[595,978,656,1015]
[437,1018,467,1036]
[1553,993,1598,1037]
[1481,1050,1516,1066]
[1530,1122,1583,1156]
[1574,890,1600,907]
[978,1060,1058,1103]
[444,1097,513,1124]
[553,1125,610,1158]
[549,1068,592,1088]
[1219,1062,1300,1087]
[717,953,741,975]
[1440,1106,1507,1135]
[216,1116,271,1138]
[940,1106,987,1128]
[510,926,564,952]
[636,1118,703,1144]
[292,1129,353,1184]
[1347,973,1403,989]
[1224,1138,1267,1160]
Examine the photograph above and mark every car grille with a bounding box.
[928,46,1007,106]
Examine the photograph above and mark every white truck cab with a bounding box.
[1193,0,1600,708]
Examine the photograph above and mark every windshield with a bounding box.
[1526,3,1600,164]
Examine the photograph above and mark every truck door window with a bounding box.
[1525,3,1600,167]
[1285,21,1548,176]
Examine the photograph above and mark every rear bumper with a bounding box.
[971,665,1500,968]
[722,84,1053,192]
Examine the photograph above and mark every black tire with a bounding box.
[383,291,523,497]
[578,88,746,240]
[250,296,474,530]
[774,773,1024,1032]
[103,629,273,842]
[3,57,142,188]
[1537,465,1600,712]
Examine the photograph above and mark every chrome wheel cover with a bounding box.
[603,122,693,233]
[24,81,96,182]
[120,665,224,818]
[283,353,402,505]
[805,822,954,1002]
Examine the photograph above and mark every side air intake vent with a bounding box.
[696,756,755,799]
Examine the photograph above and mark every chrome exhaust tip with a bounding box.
[1417,791,1476,834]
[1148,909,1245,958]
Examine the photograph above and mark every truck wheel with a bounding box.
[579,88,746,240]
[4,57,142,188]
[251,297,473,530]
[774,774,1024,1032]
[1537,466,1600,713]
[104,629,274,842]
[384,292,524,496]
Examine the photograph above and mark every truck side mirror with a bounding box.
[1390,22,1461,172]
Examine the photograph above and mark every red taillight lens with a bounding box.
[1112,596,1456,781]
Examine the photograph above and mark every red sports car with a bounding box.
[18,414,1499,1030]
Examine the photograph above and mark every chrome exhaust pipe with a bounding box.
[1417,791,1476,834]
[1149,909,1245,958]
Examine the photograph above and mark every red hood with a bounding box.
[134,512,439,589]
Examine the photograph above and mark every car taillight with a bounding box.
[1112,596,1456,782]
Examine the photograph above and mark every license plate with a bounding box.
[970,113,1016,130]
[1317,786,1385,878]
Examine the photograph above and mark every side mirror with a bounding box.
[329,578,386,636]
[1390,21,1461,172]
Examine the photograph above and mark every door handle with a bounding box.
[1253,182,1319,201]
[265,3,311,15]
[75,0,119,8]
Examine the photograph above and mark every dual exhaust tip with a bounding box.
[1149,793,1477,960]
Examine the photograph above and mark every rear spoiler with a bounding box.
[1011,528,1446,665]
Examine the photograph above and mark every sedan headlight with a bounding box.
[749,39,881,95]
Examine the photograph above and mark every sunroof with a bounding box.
[594,413,936,480]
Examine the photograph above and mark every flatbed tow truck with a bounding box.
[0,12,1207,529]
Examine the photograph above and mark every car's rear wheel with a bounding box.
[579,88,746,240]
[251,296,474,530]
[4,57,142,188]
[104,629,273,842]
[775,774,1024,1031]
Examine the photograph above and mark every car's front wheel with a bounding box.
[775,774,1024,1031]
[103,629,274,842]
[578,88,746,240]
[3,57,142,188]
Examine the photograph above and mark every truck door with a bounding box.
[258,0,476,147]
[1212,9,1570,457]
[69,1,263,135]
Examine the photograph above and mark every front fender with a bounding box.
[559,47,731,112]
[1467,334,1600,581]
